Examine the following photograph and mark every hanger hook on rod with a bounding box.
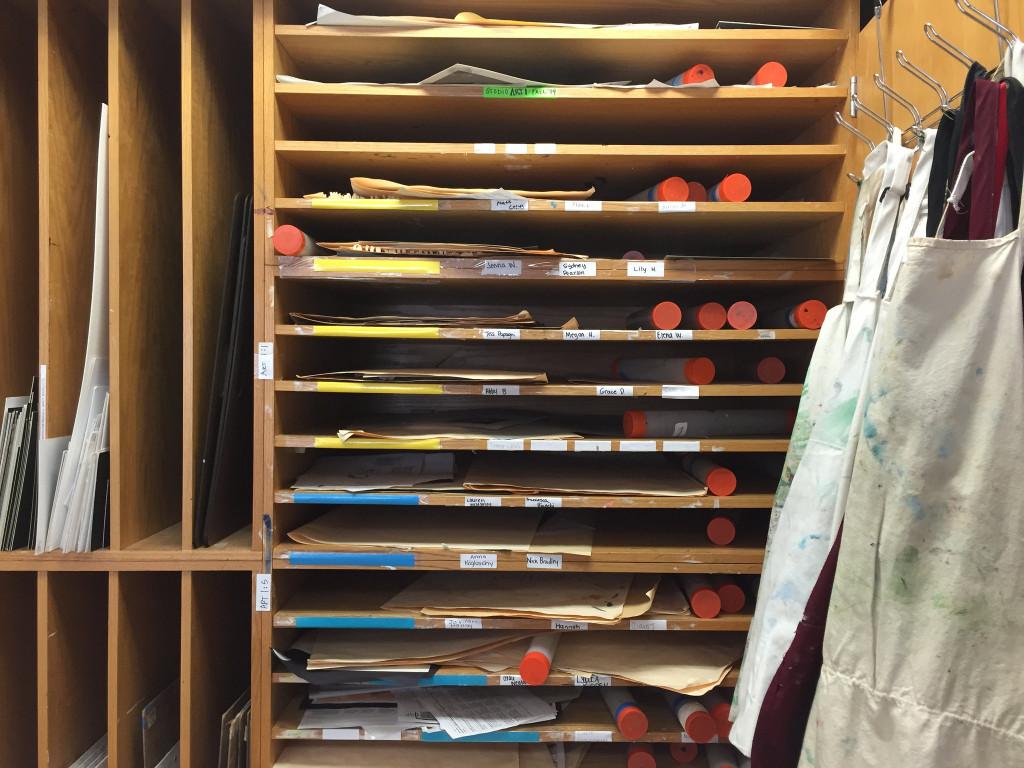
[850,93,897,140]
[895,49,951,113]
[874,73,924,143]
[955,0,1018,45]
[924,22,974,69]
[835,111,876,151]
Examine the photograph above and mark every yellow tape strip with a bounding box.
[312,258,442,275]
[315,437,443,450]
[309,198,440,211]
[311,325,442,339]
[315,382,446,395]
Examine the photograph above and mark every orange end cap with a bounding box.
[757,356,787,384]
[689,587,722,619]
[653,301,683,330]
[685,710,719,744]
[617,706,650,740]
[684,357,716,385]
[708,701,732,724]
[755,61,789,87]
[727,301,757,330]
[623,411,647,438]
[684,63,716,84]
[657,176,690,202]
[624,249,646,260]
[707,516,736,546]
[794,300,827,330]
[670,743,699,764]
[706,467,738,497]
[718,173,752,203]
[272,224,306,257]
[519,651,551,686]
[628,744,657,768]
[718,583,747,614]
[696,302,727,330]
[688,181,709,202]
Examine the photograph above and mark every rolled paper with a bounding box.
[629,176,690,202]
[681,574,722,619]
[683,302,727,330]
[670,743,700,764]
[600,688,649,740]
[626,301,683,331]
[711,575,747,615]
[755,356,787,384]
[682,456,737,497]
[272,224,328,257]
[622,409,792,439]
[687,181,709,202]
[628,743,657,768]
[709,173,752,203]
[748,61,788,87]
[762,300,828,330]
[700,690,734,740]
[623,249,646,260]
[706,515,737,547]
[726,301,757,330]
[668,63,716,86]
[665,692,718,743]
[519,632,560,685]
[706,743,741,768]
[615,357,716,385]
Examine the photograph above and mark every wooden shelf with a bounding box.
[277,380,803,398]
[276,435,790,453]
[275,489,774,508]
[275,83,849,143]
[277,325,819,342]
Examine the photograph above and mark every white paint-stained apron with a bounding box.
[730,141,915,755]
[799,168,1024,767]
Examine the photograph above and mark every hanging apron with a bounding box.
[730,141,913,757]
[798,160,1024,768]
[1004,38,1024,82]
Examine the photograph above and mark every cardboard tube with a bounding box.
[600,688,649,740]
[681,575,722,619]
[665,693,718,744]
[670,743,700,764]
[668,63,716,86]
[700,690,733,740]
[682,456,737,497]
[273,224,327,257]
[762,300,828,330]
[709,173,752,203]
[683,302,727,330]
[755,356,787,384]
[629,176,690,202]
[706,744,741,768]
[748,61,788,87]
[519,632,559,685]
[626,302,683,331]
[706,515,737,546]
[615,357,716,385]
[726,301,757,330]
[621,409,792,439]
[711,575,747,614]
[628,744,657,768]
[687,181,709,202]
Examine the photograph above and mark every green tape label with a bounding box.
[483,86,557,99]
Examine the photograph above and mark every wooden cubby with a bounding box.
[0,573,37,766]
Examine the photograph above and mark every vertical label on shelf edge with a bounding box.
[256,342,274,380]
[255,573,272,612]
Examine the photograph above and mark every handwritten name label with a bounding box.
[574,674,612,687]
[464,496,502,507]
[629,619,668,631]
[481,328,521,340]
[531,440,568,451]
[596,385,632,397]
[658,201,697,213]
[758,330,777,340]
[526,496,562,508]
[656,330,693,340]
[500,674,527,686]
[551,619,588,631]
[487,438,526,451]
[460,554,497,569]
[627,261,665,277]
[480,259,522,276]
[563,329,601,341]
[482,384,520,396]
[575,440,612,452]
[255,573,272,612]
[575,731,613,742]
[491,198,528,212]
[527,553,563,569]
[559,261,597,277]
[445,617,483,629]
[565,200,603,212]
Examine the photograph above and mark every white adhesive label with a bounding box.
[758,330,776,340]
[526,496,562,508]
[574,674,612,687]
[491,198,528,212]
[619,440,657,452]
[482,384,520,396]
[575,731,614,742]
[627,261,665,277]
[630,619,668,631]
[535,143,557,154]
[480,259,523,277]
[500,674,527,686]
[323,729,361,740]
[487,438,526,451]
[565,200,603,212]
[575,440,612,452]
[527,553,563,569]
[596,385,632,397]
[663,385,700,399]
[481,328,521,340]
[563,329,601,341]
[460,553,498,569]
[256,342,274,380]
[505,143,528,154]
[445,617,484,629]
[559,261,597,277]
[658,201,697,213]
[464,496,502,507]
[663,440,701,452]
[474,142,497,154]
[255,573,272,612]
[551,620,589,631]
[531,440,569,452]
[38,364,47,439]
[656,330,694,341]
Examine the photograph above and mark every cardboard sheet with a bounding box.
[463,454,706,497]
[527,511,594,556]
[337,416,583,442]
[287,508,544,553]
[298,629,536,669]
[290,310,536,327]
[343,177,596,201]
[299,369,548,384]
[648,575,694,616]
[290,453,455,492]
[275,742,522,768]
[313,240,588,260]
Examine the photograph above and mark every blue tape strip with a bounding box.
[291,492,421,505]
[294,616,416,629]
[288,552,416,567]
[423,674,489,687]
[420,731,541,743]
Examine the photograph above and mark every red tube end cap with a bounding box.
[684,63,716,84]
[688,181,709,202]
[519,651,551,686]
[617,706,650,740]
[689,587,722,619]
[623,411,647,438]
[706,467,738,497]
[695,302,727,330]
[717,173,752,203]
[670,743,699,764]
[718,583,747,614]
[685,710,719,744]
[754,61,789,87]
[757,356,787,384]
[794,300,827,330]
[707,516,736,546]
[727,301,757,330]
[273,224,306,257]
[652,301,683,331]
[628,745,657,768]
[657,176,691,202]
[684,358,716,385]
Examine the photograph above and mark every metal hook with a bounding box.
[835,112,876,151]
[896,49,952,113]
[851,93,897,140]
[955,0,1018,45]
[874,73,924,143]
[924,23,974,69]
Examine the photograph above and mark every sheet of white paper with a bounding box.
[35,435,70,552]
[394,688,555,739]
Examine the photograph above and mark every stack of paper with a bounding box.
[0,380,37,550]
[312,5,698,30]
[299,369,549,384]
[218,690,251,768]
[312,241,588,260]
[334,413,583,443]
[393,687,557,738]
[276,741,530,767]
[290,452,459,492]
[309,177,595,201]
[290,310,538,327]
